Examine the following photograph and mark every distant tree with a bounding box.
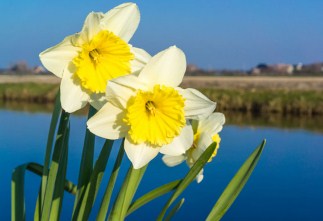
[257,63,268,69]
[10,61,29,72]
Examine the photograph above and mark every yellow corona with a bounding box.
[124,85,186,146]
[73,30,134,93]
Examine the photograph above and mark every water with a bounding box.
[1,109,323,220]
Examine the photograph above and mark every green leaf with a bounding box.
[41,90,61,207]
[29,163,76,193]
[72,139,114,221]
[11,162,77,221]
[12,164,27,221]
[49,125,70,221]
[206,139,266,221]
[40,111,70,221]
[26,163,76,195]
[73,106,97,212]
[108,165,147,221]
[165,198,185,221]
[96,143,125,221]
[157,142,217,221]
[127,180,181,216]
[34,188,42,221]
[34,91,61,221]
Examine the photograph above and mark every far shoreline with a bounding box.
[1,75,323,91]
[1,75,323,116]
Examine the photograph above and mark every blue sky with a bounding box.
[0,0,323,69]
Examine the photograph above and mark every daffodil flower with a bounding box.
[39,3,151,113]
[87,46,216,169]
[162,112,225,183]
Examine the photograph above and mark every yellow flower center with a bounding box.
[209,134,221,162]
[192,132,221,162]
[193,132,201,146]
[73,30,134,93]
[124,85,186,146]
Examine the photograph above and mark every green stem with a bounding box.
[96,143,125,221]
[40,111,70,221]
[157,143,217,221]
[41,90,61,206]
[27,162,77,194]
[34,91,61,221]
[73,106,97,212]
[49,125,70,221]
[108,165,147,221]
[73,140,114,221]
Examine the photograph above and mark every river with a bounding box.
[1,108,323,220]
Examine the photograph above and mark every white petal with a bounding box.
[106,74,147,109]
[60,66,89,113]
[196,133,213,152]
[89,93,108,110]
[189,146,205,164]
[138,46,186,87]
[39,36,79,78]
[87,102,129,139]
[159,123,193,156]
[79,12,104,43]
[196,169,204,183]
[101,3,140,42]
[124,138,160,169]
[162,155,186,167]
[199,112,225,135]
[130,47,151,73]
[179,88,216,120]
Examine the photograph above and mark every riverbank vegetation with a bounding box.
[1,83,323,116]
[0,83,58,103]
[200,88,323,116]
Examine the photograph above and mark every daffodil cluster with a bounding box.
[40,2,225,171]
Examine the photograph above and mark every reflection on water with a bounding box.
[0,101,54,113]
[2,101,323,133]
[0,101,87,115]
[225,111,323,133]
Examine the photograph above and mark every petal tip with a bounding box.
[167,45,184,54]
[132,163,143,170]
[212,101,217,110]
[117,2,139,12]
[196,175,204,183]
[131,156,149,169]
[86,118,93,129]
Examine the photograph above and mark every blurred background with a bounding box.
[1,0,323,220]
[2,0,323,69]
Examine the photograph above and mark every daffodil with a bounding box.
[39,3,151,113]
[162,112,225,183]
[87,46,216,169]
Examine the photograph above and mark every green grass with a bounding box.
[1,83,323,116]
[0,83,58,102]
[200,88,323,115]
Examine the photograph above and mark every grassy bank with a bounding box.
[1,83,323,115]
[0,83,58,103]
[200,88,323,115]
